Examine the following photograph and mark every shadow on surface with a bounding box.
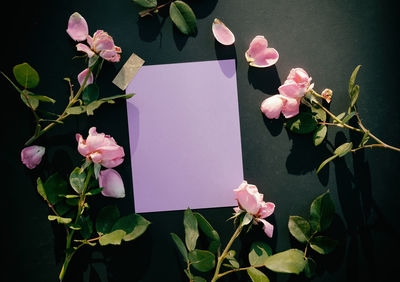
[247,65,281,95]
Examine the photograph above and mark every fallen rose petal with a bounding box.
[260,95,285,119]
[66,12,89,42]
[21,145,45,169]
[245,35,279,67]
[99,168,125,198]
[77,68,94,87]
[212,18,235,45]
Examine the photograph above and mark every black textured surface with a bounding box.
[2,0,400,281]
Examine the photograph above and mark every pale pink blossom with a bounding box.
[21,145,45,169]
[66,12,121,62]
[76,127,124,168]
[260,95,285,119]
[77,68,94,87]
[99,168,125,198]
[234,181,275,238]
[279,68,312,98]
[66,12,89,42]
[245,35,279,68]
[281,96,301,118]
[212,18,235,45]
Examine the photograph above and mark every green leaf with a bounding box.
[20,91,39,110]
[310,236,338,254]
[285,112,318,134]
[36,177,47,201]
[348,65,361,95]
[96,206,120,235]
[13,62,40,88]
[249,241,272,266]
[88,54,99,69]
[48,215,72,224]
[184,208,199,251]
[86,100,105,115]
[349,84,360,108]
[133,0,157,8]
[69,167,86,194]
[304,257,317,278]
[82,83,100,105]
[241,212,253,227]
[226,250,240,268]
[100,93,135,101]
[311,105,326,122]
[359,131,370,147]
[309,191,335,232]
[316,154,338,173]
[334,142,353,157]
[99,230,126,246]
[169,1,197,36]
[66,106,86,115]
[194,212,220,254]
[43,173,68,205]
[313,125,327,146]
[333,112,346,123]
[111,214,151,241]
[93,163,101,179]
[78,216,93,240]
[247,267,270,282]
[288,216,311,243]
[29,94,56,104]
[342,111,356,124]
[85,187,103,196]
[264,249,306,274]
[171,233,189,263]
[188,249,215,272]
[193,276,207,282]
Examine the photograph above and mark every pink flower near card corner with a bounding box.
[212,18,235,45]
[66,12,122,63]
[245,35,279,68]
[234,181,275,238]
[76,127,124,168]
[99,168,125,198]
[21,145,45,169]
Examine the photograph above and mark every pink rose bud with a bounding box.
[76,127,124,168]
[245,35,279,68]
[321,88,333,103]
[212,18,235,45]
[66,12,89,42]
[98,168,125,198]
[234,181,275,238]
[21,145,45,169]
[77,68,94,87]
[260,95,285,119]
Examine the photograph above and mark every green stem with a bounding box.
[217,264,264,279]
[211,224,243,282]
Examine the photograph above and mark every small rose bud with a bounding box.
[321,88,333,103]
[21,145,45,169]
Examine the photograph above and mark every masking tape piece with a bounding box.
[112,52,145,90]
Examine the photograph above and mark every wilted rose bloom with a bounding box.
[260,95,300,119]
[21,145,45,169]
[66,12,121,62]
[99,168,125,198]
[76,127,124,168]
[278,68,312,98]
[234,181,275,238]
[321,88,333,103]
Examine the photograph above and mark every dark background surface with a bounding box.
[2,0,400,281]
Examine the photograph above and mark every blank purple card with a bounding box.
[125,59,243,213]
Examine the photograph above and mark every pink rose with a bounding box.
[66,12,121,62]
[99,168,125,198]
[76,127,124,168]
[245,35,279,68]
[260,95,300,119]
[234,181,275,238]
[278,68,312,98]
[21,145,45,169]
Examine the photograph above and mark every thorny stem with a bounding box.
[139,0,174,17]
[211,224,243,282]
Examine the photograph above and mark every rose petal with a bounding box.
[260,95,285,119]
[212,18,235,45]
[234,181,263,215]
[77,68,94,87]
[278,80,305,98]
[66,12,89,42]
[281,96,300,118]
[76,43,95,58]
[21,145,45,169]
[257,218,274,238]
[99,169,125,198]
[258,202,275,219]
[245,35,279,68]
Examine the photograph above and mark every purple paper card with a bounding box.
[125,59,243,213]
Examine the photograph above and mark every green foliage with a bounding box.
[194,212,220,254]
[247,267,270,282]
[111,213,151,241]
[288,216,311,243]
[99,230,126,246]
[184,208,199,251]
[334,142,353,157]
[264,249,306,274]
[309,236,338,254]
[188,249,215,272]
[286,112,318,134]
[133,0,157,8]
[304,257,316,278]
[69,167,86,194]
[13,62,40,89]
[313,125,327,146]
[309,191,335,232]
[82,83,100,105]
[171,233,189,262]
[96,206,120,235]
[249,242,272,265]
[169,1,197,36]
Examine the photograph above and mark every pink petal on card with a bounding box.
[212,18,235,45]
